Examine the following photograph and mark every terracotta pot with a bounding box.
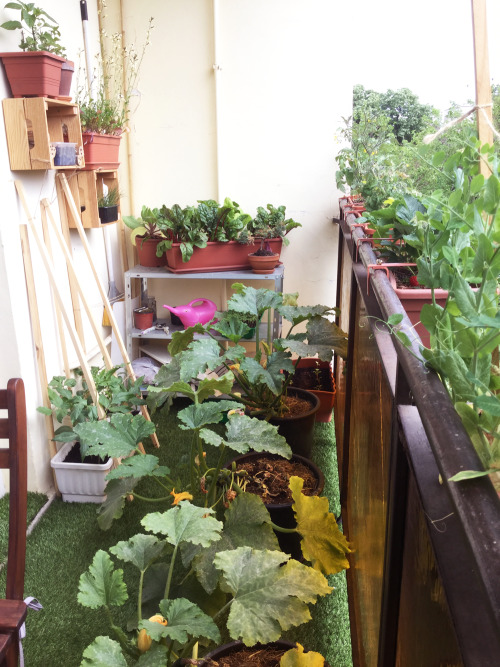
[136,237,167,267]
[291,358,336,423]
[134,307,154,330]
[165,238,283,273]
[388,269,448,348]
[248,252,280,274]
[226,452,324,559]
[268,387,320,458]
[0,50,65,98]
[81,132,121,170]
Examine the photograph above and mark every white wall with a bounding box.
[0,0,353,493]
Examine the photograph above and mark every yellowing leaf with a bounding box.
[281,643,325,667]
[290,476,352,575]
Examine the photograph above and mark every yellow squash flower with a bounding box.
[170,488,193,505]
[137,615,168,653]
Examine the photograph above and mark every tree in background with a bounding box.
[353,85,439,144]
[335,84,500,209]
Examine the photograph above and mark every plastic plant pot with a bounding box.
[134,307,154,330]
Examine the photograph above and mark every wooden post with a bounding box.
[471,0,493,175]
[40,204,71,379]
[54,174,86,345]
[57,174,160,448]
[18,226,59,477]
[15,181,106,420]
[41,199,114,371]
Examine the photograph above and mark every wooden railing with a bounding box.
[334,202,500,667]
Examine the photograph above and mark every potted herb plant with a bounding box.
[0,1,73,98]
[123,206,170,267]
[97,186,120,224]
[76,16,153,169]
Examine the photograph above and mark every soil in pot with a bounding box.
[200,641,296,666]
[200,640,331,667]
[268,387,320,458]
[234,454,318,505]
[228,452,324,558]
[63,441,109,465]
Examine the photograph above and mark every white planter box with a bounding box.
[50,441,113,503]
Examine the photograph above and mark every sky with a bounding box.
[349,0,499,114]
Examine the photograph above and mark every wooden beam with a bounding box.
[18,225,59,471]
[57,174,160,448]
[471,0,493,175]
[54,175,86,346]
[40,204,71,379]
[15,181,106,420]
[41,199,114,371]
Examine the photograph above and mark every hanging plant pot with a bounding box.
[81,132,121,170]
[248,252,280,274]
[0,50,65,98]
[98,205,119,224]
[136,237,167,267]
[199,640,331,666]
[226,452,324,559]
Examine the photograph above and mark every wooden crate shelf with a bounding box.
[2,97,84,170]
[64,169,121,229]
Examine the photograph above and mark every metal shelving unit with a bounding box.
[124,264,285,363]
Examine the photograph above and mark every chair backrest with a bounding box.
[0,379,27,601]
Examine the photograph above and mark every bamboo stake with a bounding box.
[15,181,106,420]
[54,175,86,345]
[41,199,114,371]
[471,0,493,176]
[57,173,160,448]
[19,226,59,479]
[40,203,71,379]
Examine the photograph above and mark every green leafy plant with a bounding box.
[37,365,146,460]
[1,1,66,56]
[384,141,500,487]
[247,203,302,247]
[76,16,153,135]
[123,205,171,257]
[97,186,121,208]
[78,484,350,665]
[199,284,348,420]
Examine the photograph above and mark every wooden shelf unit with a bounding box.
[64,169,120,229]
[2,97,84,170]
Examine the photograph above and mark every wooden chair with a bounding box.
[0,379,28,667]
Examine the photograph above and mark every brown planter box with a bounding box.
[165,238,283,273]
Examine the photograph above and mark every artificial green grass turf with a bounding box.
[16,402,352,667]
[0,492,48,578]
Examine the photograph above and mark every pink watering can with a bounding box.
[163,298,217,328]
